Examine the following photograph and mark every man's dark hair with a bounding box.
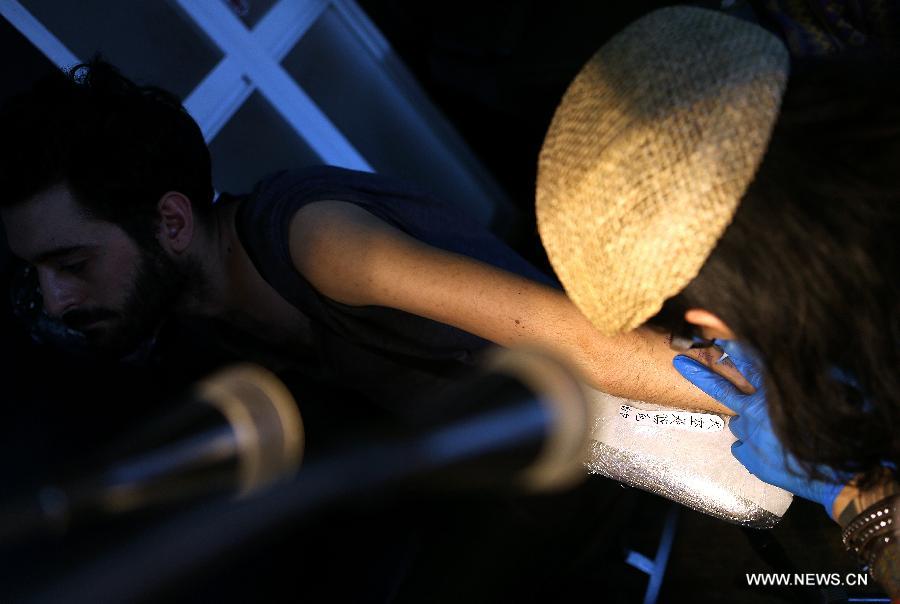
[648,55,900,486]
[0,57,213,247]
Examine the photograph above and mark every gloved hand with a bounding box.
[672,340,847,518]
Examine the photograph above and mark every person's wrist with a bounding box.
[833,482,860,526]
[833,468,899,527]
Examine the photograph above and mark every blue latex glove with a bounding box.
[672,340,847,518]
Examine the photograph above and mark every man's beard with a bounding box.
[65,246,197,359]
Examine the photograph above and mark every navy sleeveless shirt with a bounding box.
[231,165,556,417]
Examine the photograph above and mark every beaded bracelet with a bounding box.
[841,494,898,581]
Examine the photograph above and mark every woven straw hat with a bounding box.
[536,7,789,335]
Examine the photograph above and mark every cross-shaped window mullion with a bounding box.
[174,0,371,171]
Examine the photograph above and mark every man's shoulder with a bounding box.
[235,165,409,240]
[255,165,417,194]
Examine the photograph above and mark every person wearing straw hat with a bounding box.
[536,5,899,592]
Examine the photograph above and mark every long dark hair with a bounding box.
[648,55,900,486]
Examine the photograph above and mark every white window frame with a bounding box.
[1,0,511,225]
[2,0,369,170]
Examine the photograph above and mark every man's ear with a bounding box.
[157,192,194,254]
[684,308,737,340]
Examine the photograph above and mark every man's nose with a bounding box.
[38,270,83,318]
